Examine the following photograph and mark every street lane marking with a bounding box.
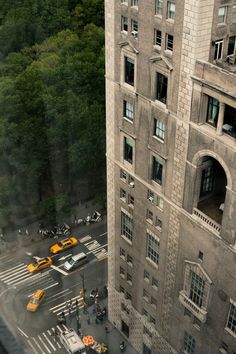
[84,240,98,246]
[38,334,51,354]
[80,235,91,243]
[86,243,108,255]
[9,272,42,286]
[50,294,83,312]
[2,268,29,281]
[0,263,25,276]
[27,340,39,354]
[98,231,107,237]
[50,265,68,276]
[33,337,45,354]
[17,327,29,339]
[27,282,59,297]
[43,332,56,351]
[58,254,72,261]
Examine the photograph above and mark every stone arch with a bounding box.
[192,149,232,190]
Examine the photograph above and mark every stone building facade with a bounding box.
[105,1,236,353]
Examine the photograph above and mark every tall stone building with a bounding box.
[105,0,236,353]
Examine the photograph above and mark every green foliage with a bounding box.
[0,1,105,227]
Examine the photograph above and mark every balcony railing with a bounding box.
[193,208,221,234]
[179,290,207,323]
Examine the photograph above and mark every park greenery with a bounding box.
[0,0,105,228]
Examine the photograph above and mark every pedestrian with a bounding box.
[18,229,22,235]
[73,215,77,225]
[87,315,90,325]
[105,326,108,333]
[25,229,29,237]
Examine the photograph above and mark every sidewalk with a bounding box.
[69,298,138,354]
[0,199,104,254]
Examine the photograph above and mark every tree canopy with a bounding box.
[0,0,105,228]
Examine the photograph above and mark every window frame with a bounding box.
[166,33,174,51]
[218,6,227,24]
[124,136,133,164]
[123,100,134,122]
[146,232,160,265]
[226,301,236,336]
[124,56,135,86]
[154,29,162,47]
[184,332,196,354]
[156,72,168,104]
[214,39,224,60]
[167,1,175,20]
[155,0,163,16]
[153,118,165,141]
[121,16,128,32]
[121,211,133,242]
[131,0,139,6]
[152,156,163,185]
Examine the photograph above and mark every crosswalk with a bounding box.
[26,324,68,354]
[49,294,84,317]
[0,262,57,289]
[83,239,108,260]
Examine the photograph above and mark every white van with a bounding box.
[58,328,86,354]
[64,252,87,271]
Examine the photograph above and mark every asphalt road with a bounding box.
[0,221,107,354]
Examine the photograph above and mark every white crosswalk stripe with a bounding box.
[0,262,57,289]
[49,294,84,317]
[27,325,68,353]
[84,240,108,260]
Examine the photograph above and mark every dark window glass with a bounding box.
[200,165,214,196]
[154,30,162,46]
[125,57,134,86]
[214,40,223,60]
[227,36,236,56]
[143,343,152,354]
[152,157,163,185]
[166,34,174,50]
[223,104,236,138]
[206,96,219,127]
[156,73,168,104]
[189,271,205,308]
[124,137,133,164]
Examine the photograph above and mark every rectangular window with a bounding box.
[126,292,132,300]
[152,277,159,289]
[146,209,154,224]
[121,211,133,241]
[143,344,152,354]
[143,288,149,301]
[128,194,134,206]
[223,104,236,138]
[142,308,148,317]
[120,266,125,278]
[120,169,127,182]
[218,6,227,23]
[124,137,133,164]
[206,96,219,126]
[127,273,132,284]
[232,4,236,22]
[189,271,205,307]
[127,254,133,266]
[146,232,160,265]
[201,165,214,195]
[152,156,163,185]
[143,326,152,338]
[154,29,162,46]
[155,217,162,230]
[124,56,134,86]
[166,34,174,51]
[214,40,224,60]
[167,1,175,19]
[226,302,236,335]
[131,0,138,5]
[120,247,126,259]
[120,188,126,201]
[120,285,125,293]
[123,100,134,121]
[184,332,196,354]
[144,270,150,281]
[121,16,128,32]
[147,190,154,203]
[227,36,236,56]
[151,296,157,308]
[193,316,201,329]
[150,316,156,325]
[156,73,168,104]
[154,118,165,140]
[155,0,163,15]
[128,175,134,187]
[131,19,138,33]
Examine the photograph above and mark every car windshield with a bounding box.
[67,258,75,265]
[31,261,39,267]
[30,298,39,304]
[58,242,63,247]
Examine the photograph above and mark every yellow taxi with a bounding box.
[27,257,53,273]
[27,289,45,312]
[50,237,78,254]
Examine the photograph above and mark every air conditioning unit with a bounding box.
[148,196,154,203]
[131,30,138,38]
[129,181,135,187]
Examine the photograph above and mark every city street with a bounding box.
[0,221,108,354]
